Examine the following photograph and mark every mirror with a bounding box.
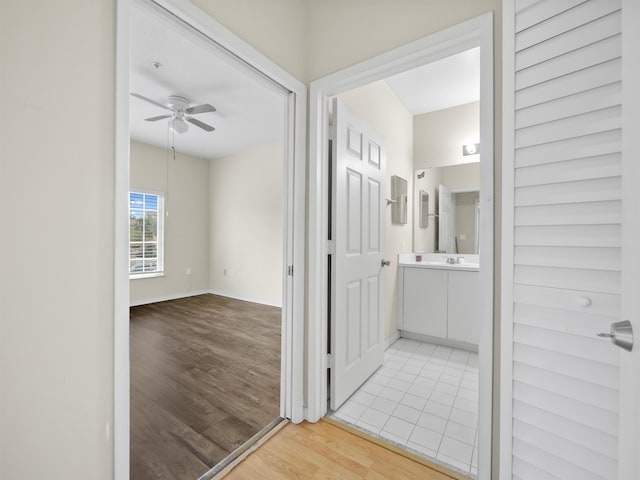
[391,175,408,224]
[418,190,429,228]
[413,162,479,253]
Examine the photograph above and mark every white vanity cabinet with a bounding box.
[447,269,481,345]
[398,262,480,347]
[402,267,447,337]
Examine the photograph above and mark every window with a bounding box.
[129,191,164,277]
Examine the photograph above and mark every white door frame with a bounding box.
[619,0,640,477]
[307,13,494,479]
[114,1,307,478]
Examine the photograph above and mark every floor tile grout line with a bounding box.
[335,339,479,476]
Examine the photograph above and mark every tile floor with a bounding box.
[332,338,479,478]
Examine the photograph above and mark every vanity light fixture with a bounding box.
[463,143,480,156]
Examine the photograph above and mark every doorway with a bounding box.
[114,1,306,479]
[307,13,494,479]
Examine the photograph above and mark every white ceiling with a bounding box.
[130,4,479,161]
[130,3,286,161]
[385,47,480,115]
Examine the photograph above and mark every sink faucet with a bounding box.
[446,256,464,264]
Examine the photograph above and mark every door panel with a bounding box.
[330,98,385,410]
[502,1,640,478]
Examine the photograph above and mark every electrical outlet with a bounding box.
[185,267,191,275]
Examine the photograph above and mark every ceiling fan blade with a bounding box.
[131,93,171,111]
[145,114,173,122]
[185,104,216,115]
[187,117,215,132]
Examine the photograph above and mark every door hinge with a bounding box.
[326,353,335,369]
[287,265,294,276]
[327,240,336,255]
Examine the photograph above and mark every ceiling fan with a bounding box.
[131,93,216,134]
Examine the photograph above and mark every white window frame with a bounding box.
[128,189,165,279]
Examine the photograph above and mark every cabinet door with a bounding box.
[447,270,480,345]
[402,267,447,337]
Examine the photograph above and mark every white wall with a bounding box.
[129,141,210,305]
[0,1,115,478]
[190,0,307,82]
[338,81,413,340]
[209,142,283,307]
[414,101,480,169]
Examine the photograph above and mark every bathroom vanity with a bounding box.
[397,253,480,350]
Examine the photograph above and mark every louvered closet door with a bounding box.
[504,1,627,479]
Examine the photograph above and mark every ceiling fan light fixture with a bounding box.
[171,117,188,134]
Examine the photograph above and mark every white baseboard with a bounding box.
[129,289,210,307]
[207,289,282,308]
[399,330,478,353]
[130,289,282,308]
[385,330,401,350]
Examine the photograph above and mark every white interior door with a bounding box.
[501,1,640,478]
[330,98,385,410]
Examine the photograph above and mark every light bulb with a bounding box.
[171,117,188,134]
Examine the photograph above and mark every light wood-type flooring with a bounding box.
[130,294,281,480]
[223,420,456,480]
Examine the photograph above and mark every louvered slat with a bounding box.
[516,11,620,71]
[515,0,587,33]
[509,1,621,477]
[516,59,621,109]
[514,303,618,339]
[515,264,620,294]
[514,245,620,269]
[513,324,617,367]
[514,343,618,390]
[514,401,618,457]
[515,224,620,247]
[516,0,620,51]
[515,129,620,168]
[514,284,620,317]
[515,202,621,226]
[513,421,616,479]
[513,457,563,480]
[515,105,621,148]
[515,153,621,187]
[513,382,618,436]
[515,34,620,90]
[516,82,621,129]
[514,177,621,206]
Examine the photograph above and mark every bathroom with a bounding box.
[331,49,490,478]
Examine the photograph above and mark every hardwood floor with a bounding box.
[222,420,456,480]
[130,294,281,480]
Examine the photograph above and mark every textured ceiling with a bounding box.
[385,47,480,115]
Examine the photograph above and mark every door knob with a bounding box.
[597,320,634,352]
[381,260,391,267]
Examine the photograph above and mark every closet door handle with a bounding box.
[597,320,634,352]
[381,260,391,267]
